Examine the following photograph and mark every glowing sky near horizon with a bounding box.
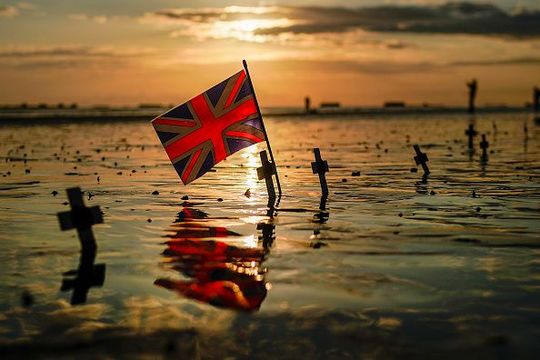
[0,0,539,107]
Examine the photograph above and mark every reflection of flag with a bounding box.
[155,278,267,312]
[152,70,266,184]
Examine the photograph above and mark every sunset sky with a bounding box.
[1,0,539,107]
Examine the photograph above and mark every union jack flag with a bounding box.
[152,69,266,184]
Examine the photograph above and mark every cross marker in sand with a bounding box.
[57,187,103,247]
[257,151,277,201]
[480,134,489,161]
[465,124,478,150]
[413,144,430,175]
[57,187,106,305]
[311,148,329,197]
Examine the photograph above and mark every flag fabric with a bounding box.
[152,69,266,184]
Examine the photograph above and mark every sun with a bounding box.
[211,18,292,43]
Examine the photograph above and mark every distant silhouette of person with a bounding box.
[305,96,311,113]
[534,86,540,112]
[467,79,477,114]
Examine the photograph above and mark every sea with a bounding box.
[0,109,539,359]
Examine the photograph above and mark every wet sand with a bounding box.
[0,112,539,358]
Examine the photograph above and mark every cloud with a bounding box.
[17,2,35,10]
[0,6,18,17]
[0,45,155,68]
[145,2,540,40]
[450,57,540,66]
[69,13,108,24]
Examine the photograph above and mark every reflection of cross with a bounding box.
[413,144,430,175]
[480,134,489,161]
[311,148,329,196]
[465,124,478,150]
[61,262,106,305]
[257,222,275,250]
[257,151,276,201]
[57,187,105,305]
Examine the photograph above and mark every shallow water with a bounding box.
[0,112,539,359]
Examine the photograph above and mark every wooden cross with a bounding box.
[311,148,329,196]
[257,151,276,201]
[57,187,105,305]
[413,144,430,175]
[57,187,103,249]
[480,134,489,161]
[465,124,478,150]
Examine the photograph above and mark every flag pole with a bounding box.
[242,59,283,197]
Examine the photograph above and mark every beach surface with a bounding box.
[0,112,539,359]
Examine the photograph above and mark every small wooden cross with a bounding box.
[413,144,430,175]
[257,151,277,201]
[57,187,105,305]
[465,124,478,150]
[311,148,329,197]
[480,134,489,161]
[57,187,103,249]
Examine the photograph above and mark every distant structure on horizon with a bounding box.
[384,101,406,108]
[320,102,340,109]
[0,102,77,110]
[304,96,311,113]
[467,78,478,114]
[138,103,165,109]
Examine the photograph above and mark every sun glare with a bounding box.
[212,18,292,43]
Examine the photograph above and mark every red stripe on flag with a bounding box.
[224,71,246,109]
[153,118,197,127]
[181,148,202,184]
[226,131,264,144]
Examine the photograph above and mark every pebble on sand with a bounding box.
[217,198,223,202]
[351,171,360,176]
[147,218,152,223]
[244,189,251,198]
[181,195,189,200]
[430,190,436,195]
[410,168,418,173]
[152,190,159,195]
[52,190,58,196]
[341,178,347,182]
[25,169,30,174]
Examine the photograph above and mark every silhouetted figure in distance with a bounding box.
[305,96,311,113]
[467,79,477,114]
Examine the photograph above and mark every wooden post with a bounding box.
[311,148,329,197]
[413,144,430,175]
[257,151,277,202]
[243,60,282,197]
